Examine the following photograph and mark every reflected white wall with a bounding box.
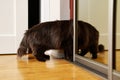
[78,0,110,49]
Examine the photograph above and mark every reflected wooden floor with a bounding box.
[85,50,120,71]
[0,54,103,80]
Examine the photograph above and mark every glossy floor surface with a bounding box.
[85,50,120,71]
[0,54,104,80]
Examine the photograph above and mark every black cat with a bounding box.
[17,20,104,62]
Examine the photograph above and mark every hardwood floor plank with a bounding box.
[0,55,103,80]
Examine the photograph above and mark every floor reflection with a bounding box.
[84,50,120,72]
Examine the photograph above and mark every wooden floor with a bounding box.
[85,50,120,72]
[0,54,104,80]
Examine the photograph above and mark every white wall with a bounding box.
[16,0,28,50]
[78,0,120,49]
[41,0,70,22]
[41,0,50,22]
[78,0,109,49]
[116,0,120,49]
[0,0,28,53]
[49,0,60,21]
[77,0,89,21]
[60,0,70,20]
[0,0,14,35]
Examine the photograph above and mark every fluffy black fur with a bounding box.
[17,20,103,62]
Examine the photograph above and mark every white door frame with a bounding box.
[0,0,28,54]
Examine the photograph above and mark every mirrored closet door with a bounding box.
[73,0,120,80]
[115,0,120,75]
[116,0,120,72]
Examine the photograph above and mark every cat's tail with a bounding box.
[98,44,105,52]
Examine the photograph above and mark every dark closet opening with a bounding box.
[28,0,40,28]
